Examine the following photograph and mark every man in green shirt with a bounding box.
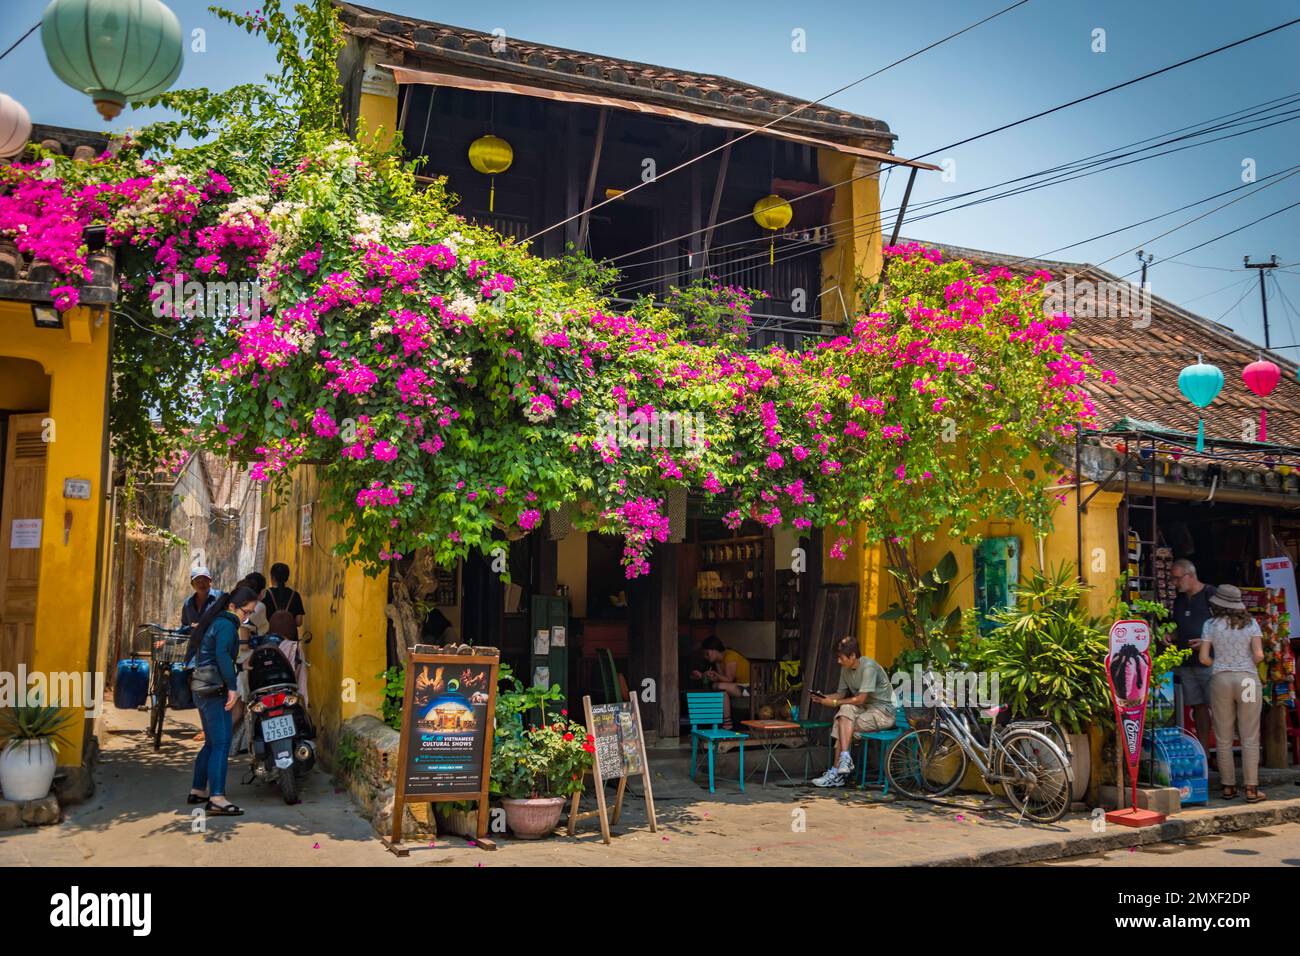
[811,637,896,787]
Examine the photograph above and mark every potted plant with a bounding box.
[490,666,594,839]
[0,700,74,802]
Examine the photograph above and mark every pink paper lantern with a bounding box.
[1243,359,1281,442]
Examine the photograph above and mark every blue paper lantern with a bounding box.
[1178,359,1224,452]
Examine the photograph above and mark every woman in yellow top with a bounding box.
[691,636,750,728]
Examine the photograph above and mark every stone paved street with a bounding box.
[5,704,1300,867]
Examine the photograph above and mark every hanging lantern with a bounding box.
[1178,357,1224,453]
[752,194,793,265]
[467,134,512,213]
[0,93,32,159]
[41,0,184,121]
[1242,359,1281,442]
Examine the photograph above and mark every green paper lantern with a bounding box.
[1178,359,1223,452]
[42,0,184,121]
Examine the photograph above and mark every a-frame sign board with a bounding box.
[383,647,500,855]
[568,694,658,844]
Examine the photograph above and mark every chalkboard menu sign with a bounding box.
[589,702,644,780]
[570,695,657,845]
[387,650,500,853]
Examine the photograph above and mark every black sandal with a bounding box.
[206,801,244,816]
[1246,787,1266,804]
[186,793,207,805]
[1221,786,1238,800]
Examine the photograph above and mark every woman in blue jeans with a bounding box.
[189,585,259,816]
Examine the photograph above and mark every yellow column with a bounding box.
[0,302,112,765]
[358,43,400,153]
[819,149,883,324]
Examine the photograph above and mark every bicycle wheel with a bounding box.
[996,729,1072,824]
[885,727,968,799]
[151,666,169,751]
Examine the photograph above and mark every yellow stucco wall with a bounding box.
[0,301,111,766]
[818,149,883,325]
[261,466,389,750]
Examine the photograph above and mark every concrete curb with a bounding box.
[918,797,1300,866]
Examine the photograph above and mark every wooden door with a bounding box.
[0,413,48,676]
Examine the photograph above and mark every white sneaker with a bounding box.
[836,751,854,775]
[811,767,847,788]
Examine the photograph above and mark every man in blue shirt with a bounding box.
[181,566,223,633]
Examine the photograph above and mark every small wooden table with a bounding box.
[740,719,802,786]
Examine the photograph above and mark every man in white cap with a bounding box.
[182,566,224,634]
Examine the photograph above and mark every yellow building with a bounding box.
[263,4,941,748]
[0,129,118,796]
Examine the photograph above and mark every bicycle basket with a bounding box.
[152,634,192,664]
[903,705,934,730]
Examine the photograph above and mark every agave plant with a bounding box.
[0,702,75,755]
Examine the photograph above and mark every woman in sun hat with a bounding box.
[1198,584,1266,803]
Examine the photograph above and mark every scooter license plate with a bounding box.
[261,715,296,742]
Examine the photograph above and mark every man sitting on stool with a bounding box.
[810,637,896,788]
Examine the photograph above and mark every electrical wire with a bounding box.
[522,0,1035,242]
[573,90,1300,288]
[0,23,39,63]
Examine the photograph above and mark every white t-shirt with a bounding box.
[1201,616,1262,674]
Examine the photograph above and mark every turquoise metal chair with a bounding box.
[855,705,910,793]
[687,692,748,793]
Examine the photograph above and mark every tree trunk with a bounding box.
[385,550,439,668]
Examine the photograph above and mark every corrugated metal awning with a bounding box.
[384,64,939,171]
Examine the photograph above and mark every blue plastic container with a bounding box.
[167,665,195,710]
[115,658,150,709]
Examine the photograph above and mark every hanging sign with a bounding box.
[1260,556,1299,639]
[386,649,500,855]
[568,695,658,845]
[1105,619,1163,827]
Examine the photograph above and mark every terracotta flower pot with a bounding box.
[501,796,565,839]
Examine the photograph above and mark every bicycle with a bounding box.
[884,669,1074,824]
[136,623,192,751]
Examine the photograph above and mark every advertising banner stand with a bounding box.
[1104,620,1166,828]
[568,694,658,844]
[383,646,500,855]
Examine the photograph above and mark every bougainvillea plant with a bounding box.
[0,2,1112,620]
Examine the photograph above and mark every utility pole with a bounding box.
[1136,249,1153,290]
[1245,255,1280,348]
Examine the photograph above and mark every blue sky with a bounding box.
[5,0,1300,351]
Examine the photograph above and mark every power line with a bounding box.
[905,16,1300,163]
[1117,200,1300,280]
[522,0,1035,242]
[0,23,39,62]
[573,85,1300,286]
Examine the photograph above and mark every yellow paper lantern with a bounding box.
[752,194,793,264]
[467,134,513,213]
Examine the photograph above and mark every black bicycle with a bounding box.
[137,623,192,751]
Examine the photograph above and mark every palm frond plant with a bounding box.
[957,563,1111,734]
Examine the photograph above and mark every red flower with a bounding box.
[585,734,595,743]
[582,743,595,754]
[563,732,574,741]
[561,709,568,716]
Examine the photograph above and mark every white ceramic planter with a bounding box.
[0,739,57,801]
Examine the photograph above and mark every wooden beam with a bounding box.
[698,134,734,276]
[576,107,609,251]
